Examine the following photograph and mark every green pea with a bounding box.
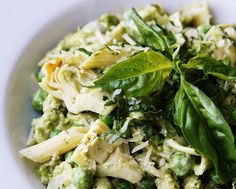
[113,179,133,189]
[169,152,193,177]
[136,177,156,189]
[73,166,94,189]
[32,89,48,112]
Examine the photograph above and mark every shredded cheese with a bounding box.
[158,152,171,159]
[122,33,136,45]
[166,139,200,156]
[131,141,149,154]
[119,118,131,134]
[95,30,107,44]
[143,147,153,166]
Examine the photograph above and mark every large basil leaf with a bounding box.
[123,8,175,54]
[183,55,236,80]
[172,80,236,183]
[94,51,172,97]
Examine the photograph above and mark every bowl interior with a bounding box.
[5,0,236,188]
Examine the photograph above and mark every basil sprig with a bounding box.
[94,9,236,183]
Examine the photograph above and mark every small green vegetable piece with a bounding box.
[72,166,94,189]
[114,179,133,189]
[173,79,236,182]
[94,51,172,97]
[136,177,156,189]
[124,8,175,54]
[50,129,62,138]
[32,89,48,112]
[78,48,93,56]
[198,25,211,34]
[169,152,193,177]
[183,55,236,80]
[65,151,74,162]
[99,14,120,30]
[99,115,113,127]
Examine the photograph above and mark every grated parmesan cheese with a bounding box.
[119,118,131,134]
[166,139,200,156]
[131,141,149,154]
[122,33,137,45]
[143,147,153,166]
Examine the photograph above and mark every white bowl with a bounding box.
[1,0,236,188]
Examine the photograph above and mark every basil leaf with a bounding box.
[94,51,172,97]
[172,80,236,183]
[183,55,236,80]
[124,8,175,54]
